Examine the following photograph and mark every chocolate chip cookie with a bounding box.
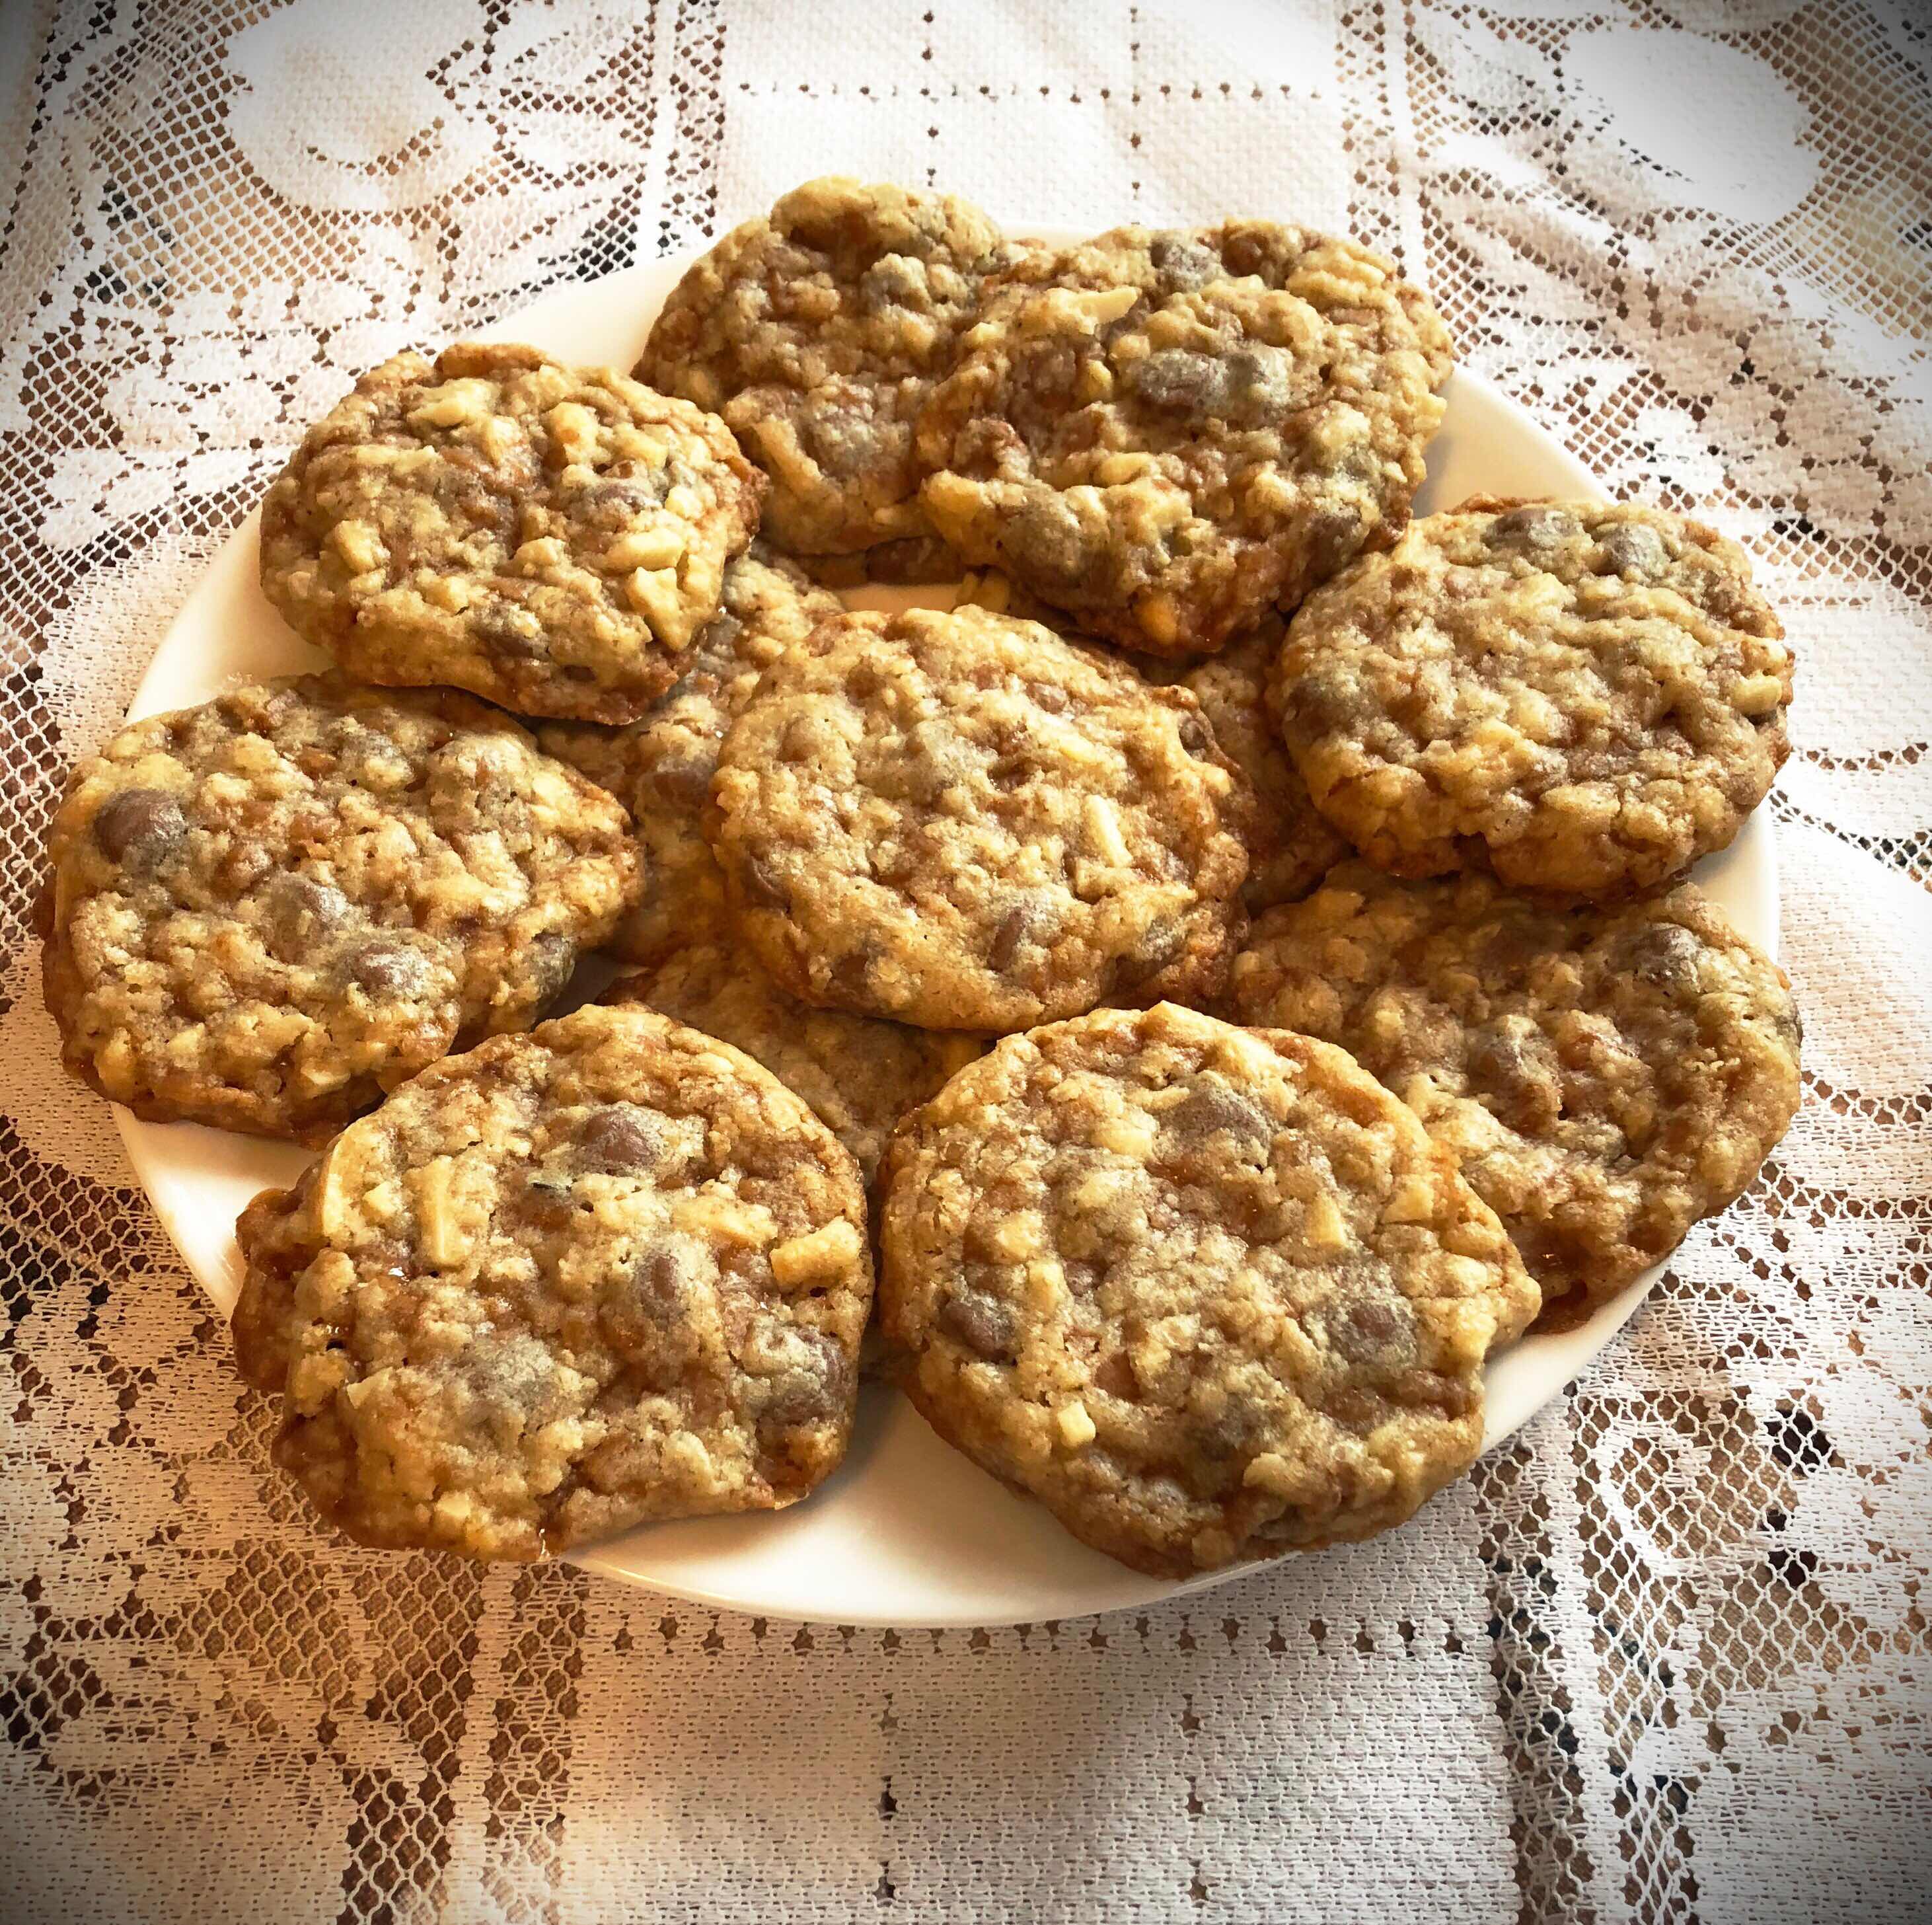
[707,604,1254,1031]
[604,942,981,1186]
[877,1002,1538,1577]
[44,677,640,1143]
[917,222,1452,656]
[1273,499,1793,895]
[261,342,764,723]
[537,546,844,967]
[232,1003,872,1559]
[1227,864,1801,1319]
[638,176,1014,556]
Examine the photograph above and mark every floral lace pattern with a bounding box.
[0,3,1926,1919]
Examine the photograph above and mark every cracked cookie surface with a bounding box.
[638,177,1013,555]
[537,546,844,967]
[877,1002,1537,1577]
[605,942,981,1186]
[261,342,764,723]
[1272,498,1792,894]
[1228,864,1801,1318]
[232,1003,872,1559]
[917,222,1452,656]
[45,676,640,1143]
[707,604,1254,1032]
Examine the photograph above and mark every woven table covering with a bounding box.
[0,2,1927,1919]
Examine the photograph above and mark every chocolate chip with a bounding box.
[599,1245,698,1368]
[1005,495,1095,588]
[577,1104,665,1174]
[759,1330,850,1428]
[1285,662,1362,734]
[743,855,792,913]
[646,749,712,810]
[476,607,545,659]
[577,477,665,526]
[346,940,431,1000]
[1594,521,1668,578]
[524,931,578,1006]
[1348,1299,1399,1344]
[1125,349,1228,418]
[1148,233,1222,292]
[265,874,349,948]
[1337,1297,1407,1361]
[804,398,897,480]
[92,787,186,867]
[1113,920,1187,986]
[1170,1078,1275,1149]
[938,1289,1017,1362]
[987,905,1032,971]
[1302,505,1366,575]
[1192,1400,1262,1460]
[1491,506,1580,552]
[1125,346,1294,428]
[631,1246,685,1313]
[1464,1016,1563,1135]
[1176,712,1214,759]
[1625,921,1705,997]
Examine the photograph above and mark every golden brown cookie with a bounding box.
[603,942,981,1186]
[1227,864,1801,1318]
[706,604,1253,1031]
[44,677,640,1143]
[918,222,1452,656]
[261,342,764,723]
[1272,499,1792,895]
[232,1004,872,1559]
[536,546,844,967]
[878,1002,1538,1577]
[638,177,1014,555]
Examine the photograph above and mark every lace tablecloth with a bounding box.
[1,3,1927,1918]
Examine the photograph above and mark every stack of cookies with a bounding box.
[44,178,1800,1583]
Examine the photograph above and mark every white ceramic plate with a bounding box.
[114,231,1777,1627]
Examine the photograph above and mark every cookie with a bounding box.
[1272,499,1793,895]
[877,1002,1538,1577]
[1154,623,1352,915]
[232,1003,872,1559]
[604,941,981,1185]
[1227,864,1801,1319]
[537,546,844,967]
[917,222,1452,656]
[706,604,1254,1032]
[44,677,640,1143]
[261,342,764,724]
[638,177,1014,556]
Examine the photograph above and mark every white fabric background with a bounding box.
[0,2,1927,1919]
